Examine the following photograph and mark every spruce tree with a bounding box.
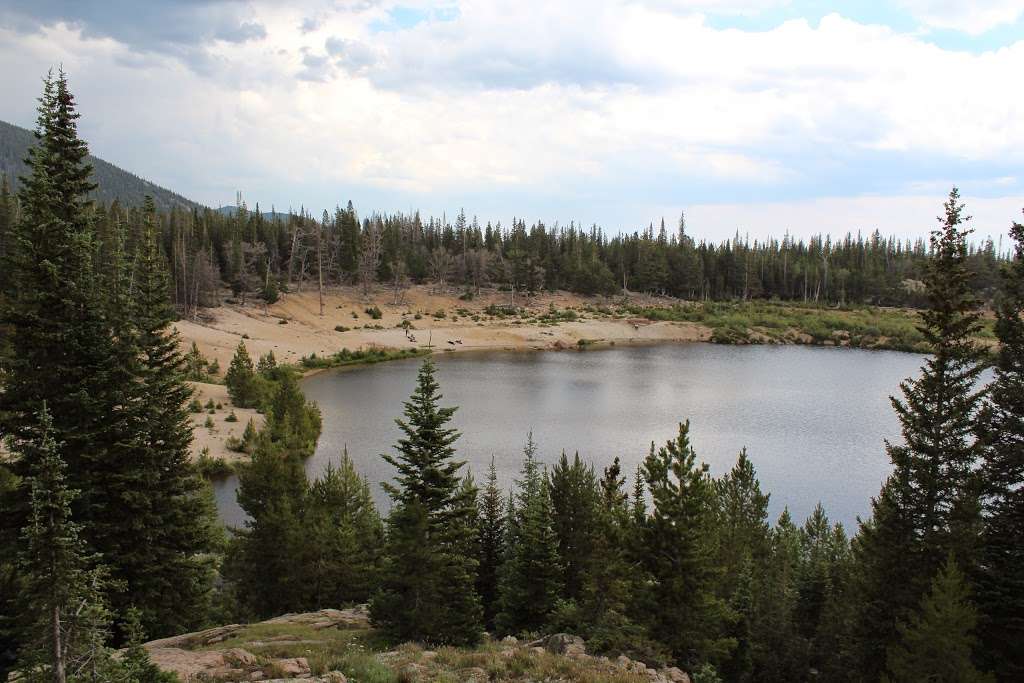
[225,341,258,408]
[371,359,482,645]
[226,438,310,618]
[113,195,217,637]
[496,433,563,635]
[14,407,113,683]
[976,216,1024,679]
[752,509,803,681]
[641,421,733,668]
[305,452,384,607]
[854,188,986,678]
[883,557,993,683]
[549,451,599,602]
[477,458,506,628]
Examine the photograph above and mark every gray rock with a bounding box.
[544,633,586,657]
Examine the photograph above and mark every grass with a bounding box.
[298,347,430,371]
[187,620,654,683]
[626,300,936,352]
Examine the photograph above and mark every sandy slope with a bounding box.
[178,284,709,462]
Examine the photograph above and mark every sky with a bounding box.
[0,0,1022,243]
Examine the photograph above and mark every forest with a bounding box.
[1,73,1023,683]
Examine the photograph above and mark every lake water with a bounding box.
[213,343,927,531]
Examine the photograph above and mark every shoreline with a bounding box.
[178,284,948,469]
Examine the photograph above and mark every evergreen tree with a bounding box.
[111,195,217,637]
[715,448,770,598]
[549,451,599,602]
[641,422,733,668]
[226,439,309,619]
[371,359,482,645]
[854,188,986,678]
[225,341,259,408]
[476,458,506,628]
[976,216,1024,679]
[14,407,114,683]
[305,452,384,607]
[752,509,804,682]
[496,433,563,635]
[883,557,994,683]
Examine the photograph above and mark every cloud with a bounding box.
[0,0,267,72]
[896,0,1024,35]
[0,1,1021,243]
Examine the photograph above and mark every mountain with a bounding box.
[0,119,203,213]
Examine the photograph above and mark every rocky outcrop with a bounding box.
[141,607,369,681]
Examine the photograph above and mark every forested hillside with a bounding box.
[0,119,200,213]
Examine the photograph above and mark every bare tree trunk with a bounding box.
[51,604,66,683]
[317,223,324,316]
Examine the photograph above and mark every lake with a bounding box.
[213,343,927,531]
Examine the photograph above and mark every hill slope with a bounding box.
[0,119,203,212]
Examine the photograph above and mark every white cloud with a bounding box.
[896,0,1024,35]
[1,1,1022,240]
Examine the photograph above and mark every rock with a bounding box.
[501,635,518,645]
[144,624,244,650]
[145,647,231,680]
[225,648,259,667]
[661,666,691,683]
[269,657,311,677]
[323,672,348,683]
[544,633,586,657]
[615,654,633,669]
[530,646,547,656]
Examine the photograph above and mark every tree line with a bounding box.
[1,72,1022,683]
[1,166,1010,319]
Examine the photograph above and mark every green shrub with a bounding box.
[365,306,383,319]
[188,398,203,413]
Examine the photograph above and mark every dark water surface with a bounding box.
[214,343,926,530]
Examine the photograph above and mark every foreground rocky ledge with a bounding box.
[140,607,692,682]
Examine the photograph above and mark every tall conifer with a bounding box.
[976,216,1024,679]
[371,359,482,644]
[855,188,986,679]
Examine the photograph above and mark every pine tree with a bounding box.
[549,451,599,602]
[976,215,1024,679]
[883,557,994,683]
[577,457,651,656]
[371,359,482,645]
[715,449,770,597]
[112,195,218,637]
[496,433,563,635]
[305,452,384,607]
[226,439,310,618]
[641,422,733,668]
[477,458,506,628]
[225,340,260,408]
[752,509,804,681]
[14,407,114,683]
[854,188,986,678]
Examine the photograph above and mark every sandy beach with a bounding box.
[177,285,710,463]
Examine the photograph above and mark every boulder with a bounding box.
[544,633,586,657]
[269,657,311,677]
[661,666,691,683]
[224,648,258,667]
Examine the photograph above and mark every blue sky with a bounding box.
[0,0,1021,242]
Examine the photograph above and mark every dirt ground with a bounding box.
[177,284,710,463]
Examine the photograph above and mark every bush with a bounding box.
[433,309,447,319]
[365,306,383,319]
[335,325,350,332]
[225,410,239,423]
[204,416,215,430]
[205,398,215,410]
[278,318,288,325]
[188,398,203,413]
